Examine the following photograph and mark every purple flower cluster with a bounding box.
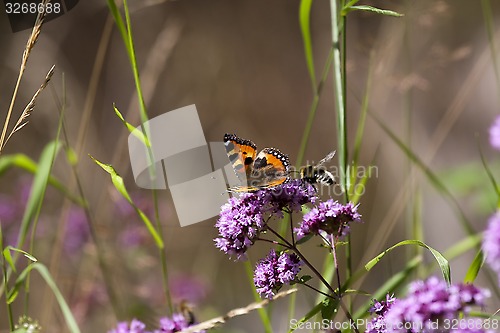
[366,294,396,333]
[214,180,317,260]
[261,179,317,216]
[295,199,361,240]
[254,249,302,299]
[108,314,205,333]
[370,277,491,333]
[482,212,500,283]
[214,193,266,260]
[490,115,500,150]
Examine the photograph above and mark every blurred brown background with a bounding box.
[1,0,499,332]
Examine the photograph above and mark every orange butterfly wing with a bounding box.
[224,133,257,183]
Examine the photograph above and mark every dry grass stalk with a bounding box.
[179,288,297,333]
[0,0,52,153]
[3,65,56,149]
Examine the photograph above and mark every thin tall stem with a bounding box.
[266,226,359,333]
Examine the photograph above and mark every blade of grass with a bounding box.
[464,249,485,283]
[16,141,62,251]
[0,153,84,206]
[22,92,65,313]
[424,234,483,279]
[411,188,424,276]
[370,111,476,236]
[353,255,422,320]
[9,263,81,333]
[330,0,347,196]
[90,156,164,249]
[300,0,316,92]
[365,240,450,285]
[106,0,172,314]
[0,225,14,330]
[288,298,329,333]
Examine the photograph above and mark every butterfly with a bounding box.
[299,151,336,186]
[224,133,290,192]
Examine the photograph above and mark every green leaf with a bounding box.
[464,249,484,283]
[296,233,313,245]
[478,143,500,207]
[365,240,450,285]
[16,141,62,248]
[288,299,324,332]
[344,5,403,17]
[65,146,78,166]
[10,263,81,332]
[3,247,37,272]
[354,255,422,320]
[320,297,338,320]
[0,153,84,206]
[299,275,312,284]
[90,156,164,249]
[6,289,18,304]
[468,311,500,320]
[6,247,37,262]
[443,234,482,261]
[299,0,316,91]
[3,247,16,272]
[106,0,128,52]
[114,105,150,147]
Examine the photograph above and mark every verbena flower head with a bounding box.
[483,212,500,283]
[215,181,316,259]
[380,277,490,333]
[260,179,317,216]
[295,199,361,240]
[490,115,500,150]
[214,193,266,260]
[254,249,302,299]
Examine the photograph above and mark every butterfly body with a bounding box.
[224,133,290,192]
[299,151,336,186]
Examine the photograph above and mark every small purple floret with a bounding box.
[254,249,302,299]
[295,199,361,240]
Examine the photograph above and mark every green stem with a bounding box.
[1,232,14,331]
[266,227,359,333]
[153,189,174,315]
[113,0,173,311]
[330,0,347,196]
